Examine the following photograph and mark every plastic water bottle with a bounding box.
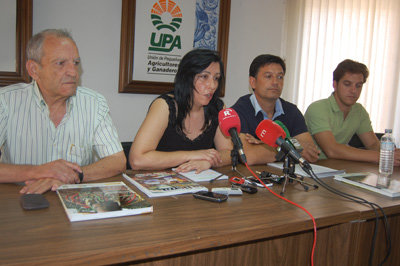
[379,129,395,176]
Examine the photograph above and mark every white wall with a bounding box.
[31,0,286,141]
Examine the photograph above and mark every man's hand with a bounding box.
[244,133,263,144]
[30,159,82,184]
[394,149,400,167]
[293,133,320,163]
[300,142,320,163]
[20,178,63,194]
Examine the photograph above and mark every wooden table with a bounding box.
[1,159,399,265]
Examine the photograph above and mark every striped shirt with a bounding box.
[0,82,122,166]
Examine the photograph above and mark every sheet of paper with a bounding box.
[268,162,345,178]
[172,168,228,182]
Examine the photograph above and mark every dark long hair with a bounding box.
[174,49,224,131]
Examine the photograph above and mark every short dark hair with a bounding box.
[174,49,224,131]
[249,54,286,77]
[333,59,369,83]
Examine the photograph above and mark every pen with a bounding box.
[209,173,224,183]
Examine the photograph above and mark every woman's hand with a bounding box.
[187,149,222,167]
[175,160,212,174]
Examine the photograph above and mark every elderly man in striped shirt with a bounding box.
[0,29,126,194]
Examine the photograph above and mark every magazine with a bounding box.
[268,162,345,178]
[56,181,153,222]
[123,171,208,198]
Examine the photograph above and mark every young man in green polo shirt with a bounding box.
[304,59,400,165]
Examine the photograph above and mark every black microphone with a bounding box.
[218,108,247,164]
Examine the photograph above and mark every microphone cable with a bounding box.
[244,162,318,266]
[303,167,391,266]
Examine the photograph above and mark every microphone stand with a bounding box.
[231,148,239,171]
[231,145,247,178]
[278,152,317,196]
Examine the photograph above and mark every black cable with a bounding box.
[306,167,391,266]
[304,167,391,266]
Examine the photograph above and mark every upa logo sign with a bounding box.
[149,0,183,52]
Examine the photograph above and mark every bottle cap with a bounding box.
[385,129,392,133]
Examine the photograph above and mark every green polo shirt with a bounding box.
[304,94,373,159]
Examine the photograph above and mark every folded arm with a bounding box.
[18,151,126,194]
[0,159,82,184]
[240,133,276,165]
[80,151,126,181]
[357,131,400,166]
[293,132,320,163]
[313,130,380,163]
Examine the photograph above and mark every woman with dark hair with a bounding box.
[129,49,232,173]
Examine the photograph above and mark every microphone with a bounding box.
[274,120,290,138]
[218,108,247,163]
[255,119,311,170]
[274,120,303,159]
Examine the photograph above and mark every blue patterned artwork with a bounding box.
[193,0,220,50]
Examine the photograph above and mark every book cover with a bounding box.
[56,181,153,222]
[123,171,208,198]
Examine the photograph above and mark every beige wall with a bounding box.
[28,0,286,141]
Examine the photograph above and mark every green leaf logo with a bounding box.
[151,0,183,32]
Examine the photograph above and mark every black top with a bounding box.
[155,94,223,151]
[231,94,308,138]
